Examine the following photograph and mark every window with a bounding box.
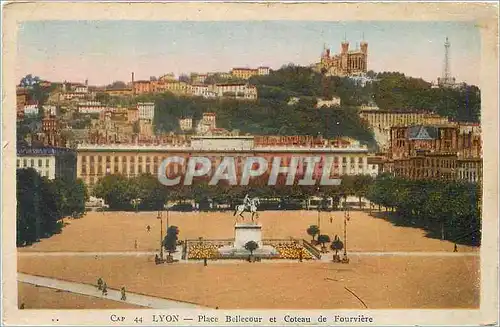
[38,159,42,167]
[17,159,20,167]
[30,159,34,167]
[46,159,50,167]
[23,159,27,167]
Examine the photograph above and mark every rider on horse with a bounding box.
[243,194,251,210]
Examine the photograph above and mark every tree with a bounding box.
[133,174,168,211]
[16,168,84,247]
[244,240,259,261]
[330,235,344,261]
[352,175,374,209]
[306,225,320,243]
[17,168,42,246]
[93,174,138,210]
[317,234,331,252]
[163,226,179,261]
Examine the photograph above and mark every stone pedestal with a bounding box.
[217,222,278,258]
[234,223,262,248]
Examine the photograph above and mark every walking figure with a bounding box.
[121,287,127,301]
[102,282,108,296]
[97,277,103,290]
[330,216,333,223]
[134,240,138,249]
[147,225,151,232]
[204,257,208,266]
[454,244,458,252]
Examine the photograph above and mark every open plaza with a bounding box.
[17,210,479,309]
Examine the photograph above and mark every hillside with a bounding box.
[147,66,479,149]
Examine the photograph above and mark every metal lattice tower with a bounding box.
[442,37,451,82]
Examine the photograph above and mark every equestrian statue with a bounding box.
[234,194,260,223]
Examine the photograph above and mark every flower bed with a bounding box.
[274,243,313,260]
[187,243,221,259]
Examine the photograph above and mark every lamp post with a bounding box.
[317,187,321,232]
[343,200,350,263]
[157,210,163,260]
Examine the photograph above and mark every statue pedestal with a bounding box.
[217,222,278,258]
[234,223,262,249]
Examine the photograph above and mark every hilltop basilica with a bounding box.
[314,39,368,77]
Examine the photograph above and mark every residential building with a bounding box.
[231,66,270,80]
[23,104,39,117]
[104,88,133,97]
[191,84,215,98]
[231,68,258,80]
[179,117,193,132]
[78,101,107,115]
[43,105,58,116]
[17,146,77,181]
[257,66,270,76]
[137,102,155,122]
[127,108,139,123]
[133,80,152,94]
[359,109,449,150]
[76,135,373,190]
[316,96,341,108]
[196,112,217,135]
[16,88,28,108]
[156,81,190,95]
[386,124,482,183]
[191,73,208,84]
[214,83,257,100]
[41,116,66,147]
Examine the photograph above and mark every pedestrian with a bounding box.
[147,225,151,232]
[454,244,458,252]
[204,257,208,266]
[121,287,127,301]
[97,277,103,290]
[330,216,333,223]
[102,282,108,296]
[299,250,303,262]
[134,240,138,249]
[20,303,25,309]
[155,254,160,265]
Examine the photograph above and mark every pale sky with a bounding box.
[16,20,481,86]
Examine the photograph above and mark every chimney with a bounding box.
[132,72,135,95]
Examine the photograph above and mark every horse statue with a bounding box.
[234,196,260,223]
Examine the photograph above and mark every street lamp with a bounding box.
[164,204,170,229]
[317,187,321,232]
[157,210,163,260]
[343,200,350,263]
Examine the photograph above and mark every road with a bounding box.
[18,273,207,309]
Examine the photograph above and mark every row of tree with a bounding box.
[16,168,88,247]
[366,174,481,246]
[91,172,375,211]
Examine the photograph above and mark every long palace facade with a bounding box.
[76,136,377,190]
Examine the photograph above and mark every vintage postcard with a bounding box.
[1,2,499,326]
